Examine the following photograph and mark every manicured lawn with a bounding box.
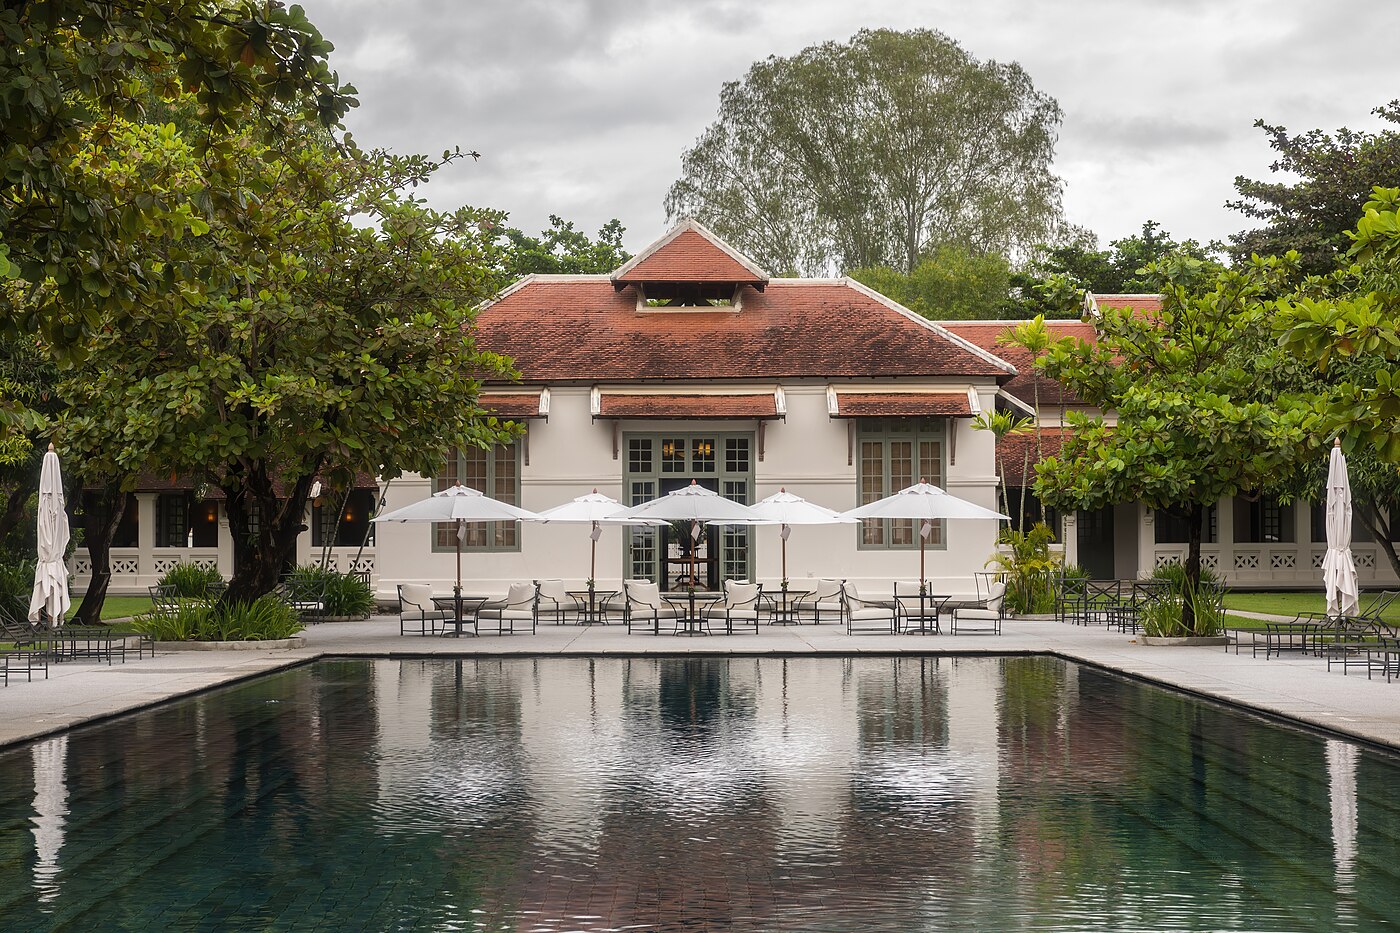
[1222,590,1400,624]
[64,595,154,623]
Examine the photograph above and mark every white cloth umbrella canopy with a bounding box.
[1322,439,1359,618]
[28,444,70,625]
[709,487,857,583]
[535,489,666,582]
[619,480,756,591]
[839,480,1008,589]
[372,485,540,610]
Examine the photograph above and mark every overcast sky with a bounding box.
[299,0,1398,257]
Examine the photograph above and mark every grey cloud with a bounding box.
[295,0,1400,253]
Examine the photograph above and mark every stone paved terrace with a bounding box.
[3,617,1399,751]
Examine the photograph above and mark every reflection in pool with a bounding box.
[1,656,1398,931]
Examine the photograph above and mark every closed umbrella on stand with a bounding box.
[28,444,70,627]
[1323,438,1359,619]
[372,485,540,631]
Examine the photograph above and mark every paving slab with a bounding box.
[2,616,1398,751]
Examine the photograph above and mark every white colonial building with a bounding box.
[70,224,1400,597]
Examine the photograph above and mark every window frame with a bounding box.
[856,418,949,551]
[431,442,522,553]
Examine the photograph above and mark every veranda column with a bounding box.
[136,493,157,588]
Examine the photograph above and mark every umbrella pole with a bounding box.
[455,519,463,628]
[590,523,597,583]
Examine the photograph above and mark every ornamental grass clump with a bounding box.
[0,559,35,625]
[287,564,374,617]
[133,595,304,642]
[1140,560,1227,638]
[158,562,223,598]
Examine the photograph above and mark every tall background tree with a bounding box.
[665,28,1072,277]
[1035,255,1308,633]
[1228,101,1400,275]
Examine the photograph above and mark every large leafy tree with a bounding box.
[665,28,1071,276]
[502,215,629,276]
[1275,187,1400,577]
[50,117,517,604]
[1228,102,1400,275]
[1035,256,1309,633]
[0,0,353,455]
[849,246,1012,320]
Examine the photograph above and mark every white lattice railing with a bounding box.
[151,550,220,575]
[1153,544,1396,584]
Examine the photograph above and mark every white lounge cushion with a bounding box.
[504,582,536,608]
[401,609,451,622]
[958,608,1001,620]
[482,609,535,621]
[538,579,569,604]
[708,608,759,620]
[850,608,896,622]
[630,604,685,619]
[985,581,1007,613]
[399,583,435,610]
[723,582,760,608]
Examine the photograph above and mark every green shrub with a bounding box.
[132,594,303,642]
[1141,560,1227,637]
[986,522,1060,614]
[287,564,373,617]
[0,559,35,625]
[158,562,223,598]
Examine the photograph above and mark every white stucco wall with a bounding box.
[373,380,1006,602]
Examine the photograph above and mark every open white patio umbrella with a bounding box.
[839,479,1008,592]
[373,485,540,621]
[28,443,70,626]
[535,489,666,584]
[619,480,755,604]
[1323,438,1359,618]
[711,487,857,586]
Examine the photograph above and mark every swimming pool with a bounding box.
[2,656,1398,931]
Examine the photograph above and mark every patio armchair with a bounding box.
[793,578,843,624]
[623,580,683,634]
[535,579,572,625]
[952,581,1006,635]
[148,584,181,615]
[705,580,762,634]
[397,583,451,636]
[841,582,898,635]
[476,582,539,635]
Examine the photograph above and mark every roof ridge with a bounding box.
[840,278,1018,376]
[611,219,769,283]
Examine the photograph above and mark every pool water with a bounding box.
[2,656,1399,931]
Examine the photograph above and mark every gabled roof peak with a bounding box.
[611,218,769,290]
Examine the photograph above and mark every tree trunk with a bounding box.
[1182,501,1204,634]
[1356,504,1400,581]
[222,466,317,605]
[72,487,130,626]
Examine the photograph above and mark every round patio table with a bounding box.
[663,592,723,636]
[567,588,618,625]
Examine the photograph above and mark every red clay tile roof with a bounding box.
[596,393,780,419]
[122,470,378,497]
[941,320,1096,409]
[477,279,1013,383]
[997,429,1070,486]
[831,392,973,417]
[479,392,543,419]
[1090,293,1163,315]
[612,224,767,286]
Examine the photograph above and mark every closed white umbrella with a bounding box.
[1323,438,1359,618]
[840,479,1007,592]
[28,444,70,625]
[372,485,540,622]
[535,489,666,584]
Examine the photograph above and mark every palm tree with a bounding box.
[971,410,1033,531]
